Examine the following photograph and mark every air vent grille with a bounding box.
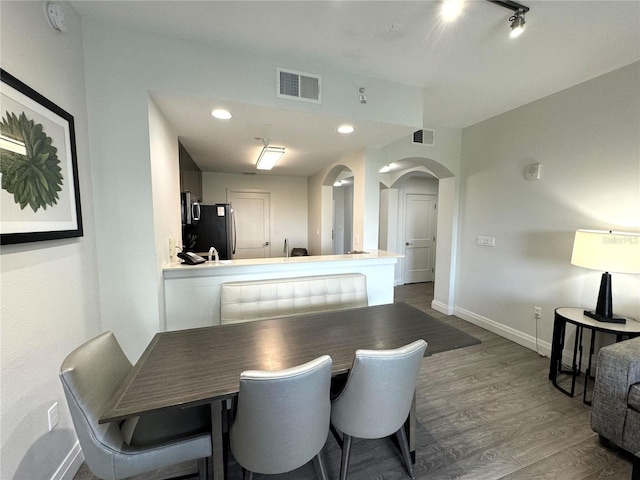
[277,68,321,103]
[412,129,435,146]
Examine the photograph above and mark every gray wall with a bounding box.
[455,62,640,353]
[0,2,101,479]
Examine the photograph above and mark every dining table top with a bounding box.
[100,302,433,424]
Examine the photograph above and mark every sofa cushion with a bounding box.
[220,273,368,324]
[630,384,640,412]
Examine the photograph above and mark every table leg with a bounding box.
[549,313,566,382]
[568,325,583,397]
[403,392,417,463]
[583,329,597,406]
[210,400,228,480]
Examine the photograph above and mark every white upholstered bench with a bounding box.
[220,273,368,325]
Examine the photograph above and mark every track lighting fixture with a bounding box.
[486,0,530,37]
[509,8,526,38]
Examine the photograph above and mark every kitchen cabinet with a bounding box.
[179,142,202,200]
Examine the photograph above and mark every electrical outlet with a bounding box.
[169,236,175,258]
[48,402,59,432]
[534,306,542,319]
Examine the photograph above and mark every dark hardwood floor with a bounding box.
[74,283,633,480]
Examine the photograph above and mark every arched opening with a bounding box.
[378,157,457,314]
[324,166,354,254]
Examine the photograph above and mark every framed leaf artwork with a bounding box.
[0,69,83,245]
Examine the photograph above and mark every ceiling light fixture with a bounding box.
[509,9,526,37]
[337,125,354,134]
[211,109,232,120]
[256,140,285,171]
[486,0,530,38]
[441,0,464,22]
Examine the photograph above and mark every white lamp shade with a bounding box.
[571,229,640,274]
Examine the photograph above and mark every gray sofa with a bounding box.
[591,336,640,478]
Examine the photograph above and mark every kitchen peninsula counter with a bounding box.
[163,250,401,330]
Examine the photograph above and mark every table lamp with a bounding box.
[570,229,640,324]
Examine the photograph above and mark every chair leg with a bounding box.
[242,468,253,480]
[313,452,329,480]
[197,457,208,480]
[340,434,353,480]
[330,423,344,448]
[395,427,416,479]
[632,455,639,480]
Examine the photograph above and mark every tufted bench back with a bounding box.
[220,273,368,324]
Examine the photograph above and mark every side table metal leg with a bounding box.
[570,325,582,397]
[583,329,597,405]
[550,313,566,383]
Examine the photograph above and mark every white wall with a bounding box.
[148,98,182,330]
[455,62,640,354]
[382,127,462,308]
[202,172,308,255]
[80,19,423,361]
[0,2,100,479]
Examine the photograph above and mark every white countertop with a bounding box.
[164,249,402,271]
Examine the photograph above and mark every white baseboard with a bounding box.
[454,306,552,357]
[431,300,454,316]
[51,441,83,480]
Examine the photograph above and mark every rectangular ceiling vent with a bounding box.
[412,129,435,147]
[277,68,321,104]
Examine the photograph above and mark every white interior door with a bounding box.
[229,191,270,259]
[404,193,436,283]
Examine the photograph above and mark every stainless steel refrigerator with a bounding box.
[184,204,235,259]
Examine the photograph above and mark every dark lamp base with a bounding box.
[584,310,626,324]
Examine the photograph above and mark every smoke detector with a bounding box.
[44,2,67,32]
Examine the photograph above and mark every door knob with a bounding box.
[264,242,270,246]
[406,242,413,246]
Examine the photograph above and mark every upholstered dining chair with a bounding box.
[229,355,333,480]
[330,339,428,480]
[59,331,212,480]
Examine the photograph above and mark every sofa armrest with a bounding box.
[591,337,640,446]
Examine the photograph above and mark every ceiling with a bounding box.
[70,1,640,177]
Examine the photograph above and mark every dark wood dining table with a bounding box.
[100,302,434,479]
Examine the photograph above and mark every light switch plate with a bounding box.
[476,236,496,247]
[48,402,59,431]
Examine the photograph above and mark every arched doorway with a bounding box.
[378,158,457,314]
[322,165,354,255]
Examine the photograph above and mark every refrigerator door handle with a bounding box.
[192,202,201,222]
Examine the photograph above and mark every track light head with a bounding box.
[509,8,526,37]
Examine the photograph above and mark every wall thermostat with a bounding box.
[44,2,67,32]
[525,163,542,181]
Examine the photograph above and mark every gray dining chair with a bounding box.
[330,339,428,480]
[59,331,212,480]
[229,355,333,480]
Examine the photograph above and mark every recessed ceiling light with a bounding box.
[211,109,232,120]
[337,125,354,134]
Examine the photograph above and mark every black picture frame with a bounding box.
[0,69,83,245]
